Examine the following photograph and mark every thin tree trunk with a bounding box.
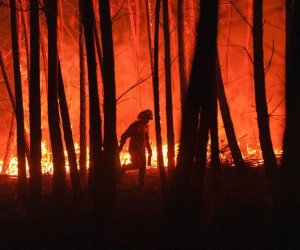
[209,84,220,168]
[145,0,154,75]
[153,0,167,198]
[1,115,16,174]
[98,0,118,243]
[20,0,30,74]
[58,62,82,195]
[195,109,209,169]
[29,0,42,201]
[216,56,245,167]
[163,0,175,173]
[10,0,27,199]
[46,0,66,198]
[253,0,277,172]
[79,0,87,181]
[177,0,187,113]
[91,1,104,75]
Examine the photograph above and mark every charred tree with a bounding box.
[98,0,118,241]
[79,0,87,181]
[163,0,175,173]
[167,0,219,247]
[46,0,66,198]
[29,0,42,201]
[80,0,103,199]
[10,0,27,199]
[282,1,300,172]
[253,0,277,172]
[177,0,187,113]
[216,56,245,168]
[153,0,167,197]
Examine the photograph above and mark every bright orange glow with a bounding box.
[0,142,283,176]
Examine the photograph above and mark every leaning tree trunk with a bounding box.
[177,0,187,113]
[153,0,168,198]
[98,0,118,243]
[10,0,27,200]
[46,0,66,198]
[282,0,300,172]
[163,0,175,173]
[253,0,277,172]
[29,0,42,201]
[58,63,82,195]
[167,0,219,247]
[80,0,103,199]
[79,0,87,181]
[216,55,245,168]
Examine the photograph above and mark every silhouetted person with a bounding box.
[118,109,153,186]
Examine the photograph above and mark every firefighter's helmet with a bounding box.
[137,109,154,121]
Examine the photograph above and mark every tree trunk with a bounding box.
[98,0,118,243]
[153,0,168,197]
[177,0,187,113]
[91,1,104,75]
[46,0,66,198]
[58,63,82,195]
[167,1,219,247]
[282,1,300,172]
[1,114,16,175]
[10,0,27,199]
[79,0,87,181]
[253,0,277,172]
[29,0,42,201]
[80,0,103,199]
[216,55,245,167]
[163,0,175,173]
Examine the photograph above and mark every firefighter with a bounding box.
[118,109,153,186]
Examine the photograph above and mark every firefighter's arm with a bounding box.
[118,123,135,152]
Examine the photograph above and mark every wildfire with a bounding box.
[0,142,282,176]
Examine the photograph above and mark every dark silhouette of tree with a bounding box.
[282,0,300,172]
[79,0,87,181]
[58,63,82,195]
[167,0,219,247]
[177,0,187,112]
[216,56,245,167]
[80,0,103,196]
[153,0,167,197]
[46,0,66,198]
[44,0,82,196]
[10,0,27,200]
[163,0,175,173]
[97,0,118,242]
[29,0,42,201]
[253,0,277,172]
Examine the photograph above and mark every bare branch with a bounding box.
[264,40,274,74]
[230,1,253,29]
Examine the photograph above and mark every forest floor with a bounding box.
[0,167,298,249]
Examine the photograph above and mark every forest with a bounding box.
[0,0,299,248]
